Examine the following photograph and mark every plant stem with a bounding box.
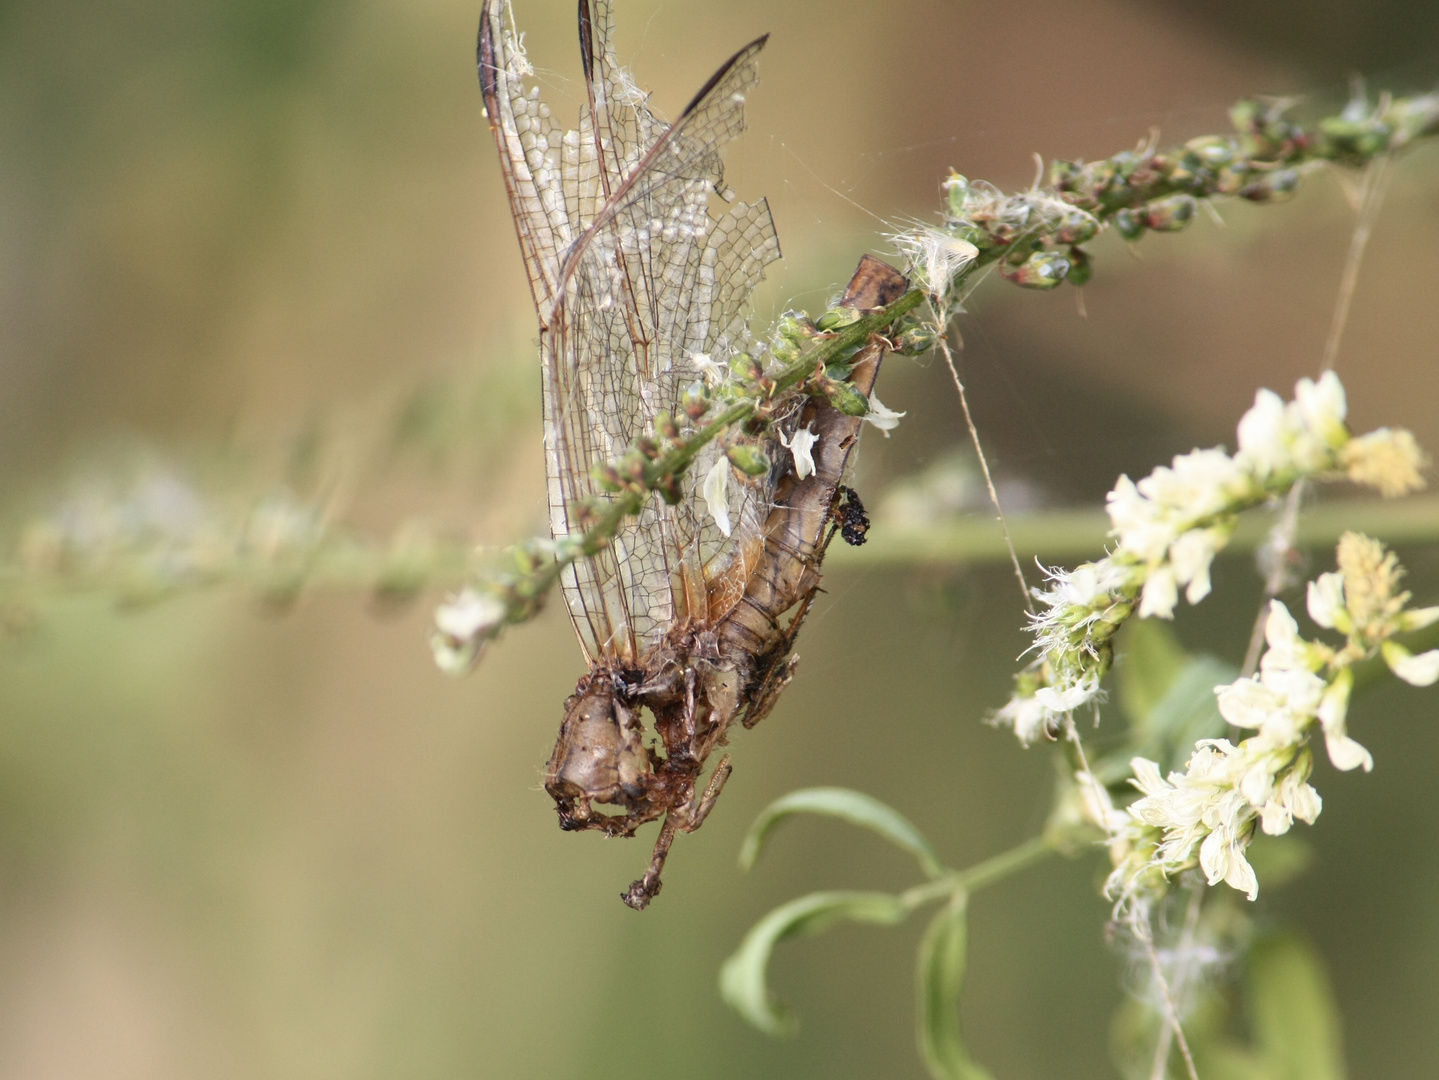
[900,834,1055,910]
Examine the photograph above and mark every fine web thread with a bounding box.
[929,299,1036,617]
[1239,156,1392,678]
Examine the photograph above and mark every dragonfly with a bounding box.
[478,0,908,908]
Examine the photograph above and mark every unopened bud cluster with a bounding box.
[995,371,1427,745]
[891,90,1439,306]
[1093,535,1439,922]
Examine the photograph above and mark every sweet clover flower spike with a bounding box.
[996,372,1427,744]
[1100,535,1438,920]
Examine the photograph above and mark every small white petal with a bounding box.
[1294,370,1348,443]
[1260,800,1292,836]
[1236,388,1288,477]
[1316,669,1353,732]
[434,587,507,641]
[1034,678,1099,714]
[779,423,819,480]
[1306,572,1347,630]
[863,393,906,436]
[1398,605,1439,633]
[995,693,1048,745]
[703,458,732,537]
[1137,565,1178,619]
[1289,781,1322,824]
[1129,757,1169,796]
[1225,846,1260,900]
[1325,733,1373,773]
[1383,642,1439,687]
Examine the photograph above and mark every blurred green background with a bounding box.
[1,0,1438,1076]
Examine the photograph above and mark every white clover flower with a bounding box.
[863,393,905,435]
[703,457,732,536]
[779,423,819,480]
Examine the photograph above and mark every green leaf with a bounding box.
[738,787,945,879]
[916,895,994,1080]
[1117,619,1190,724]
[1247,932,1347,1080]
[720,890,909,1036]
[1149,656,1237,774]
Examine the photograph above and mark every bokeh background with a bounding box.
[1,0,1438,1076]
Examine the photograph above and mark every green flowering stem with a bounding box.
[906,91,1439,303]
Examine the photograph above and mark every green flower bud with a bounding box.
[1054,209,1099,245]
[771,339,802,364]
[775,311,809,343]
[1320,112,1391,157]
[621,447,648,481]
[726,444,771,476]
[1000,250,1071,290]
[1076,160,1118,198]
[655,473,682,505]
[1143,194,1197,232]
[1109,150,1142,179]
[681,379,711,420]
[1113,208,1145,241]
[943,171,971,218]
[1064,246,1093,287]
[1184,135,1235,167]
[814,307,861,331]
[824,379,871,417]
[1214,162,1251,194]
[1048,159,1080,190]
[590,462,624,493]
[893,322,938,355]
[653,412,679,440]
[1239,168,1299,202]
[729,352,762,381]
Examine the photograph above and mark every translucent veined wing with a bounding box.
[479,0,781,663]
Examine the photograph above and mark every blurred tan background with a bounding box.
[1,0,1437,1076]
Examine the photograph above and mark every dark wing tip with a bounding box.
[578,0,597,84]
[841,256,910,312]
[679,33,770,119]
[477,2,500,105]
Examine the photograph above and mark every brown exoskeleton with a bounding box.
[480,0,908,908]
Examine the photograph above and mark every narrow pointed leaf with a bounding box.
[721,890,909,1036]
[738,787,945,878]
[916,895,995,1080]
